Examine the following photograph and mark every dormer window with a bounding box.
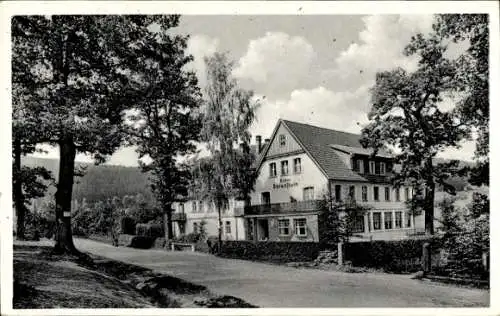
[279,134,286,147]
[369,161,376,174]
[356,159,364,173]
[380,162,386,175]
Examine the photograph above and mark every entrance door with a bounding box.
[257,219,269,241]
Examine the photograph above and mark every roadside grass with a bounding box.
[14,244,155,308]
[13,243,257,308]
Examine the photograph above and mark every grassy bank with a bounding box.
[13,242,257,308]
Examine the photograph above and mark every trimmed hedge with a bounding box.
[135,223,164,238]
[129,236,156,249]
[121,217,136,235]
[343,238,442,273]
[218,240,320,263]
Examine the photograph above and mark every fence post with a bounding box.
[422,242,431,275]
[337,242,344,266]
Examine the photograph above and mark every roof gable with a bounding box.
[282,120,367,181]
[254,119,395,182]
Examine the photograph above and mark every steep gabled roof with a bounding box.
[282,120,367,181]
[330,144,393,159]
[255,119,395,182]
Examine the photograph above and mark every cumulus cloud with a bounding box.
[335,15,434,77]
[251,85,371,138]
[233,32,316,95]
[185,34,220,88]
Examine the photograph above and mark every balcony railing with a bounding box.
[245,199,324,216]
[171,212,187,222]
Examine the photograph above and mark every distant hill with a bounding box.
[22,156,154,203]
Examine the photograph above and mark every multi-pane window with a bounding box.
[193,222,199,233]
[384,212,393,229]
[380,162,386,175]
[225,221,231,234]
[357,159,364,173]
[352,215,365,233]
[406,212,412,228]
[303,187,315,201]
[279,134,286,147]
[278,219,290,236]
[294,218,307,236]
[405,187,410,201]
[281,160,289,176]
[369,161,376,174]
[362,186,368,202]
[349,185,356,200]
[179,203,185,214]
[395,188,401,201]
[385,187,390,201]
[373,212,382,230]
[269,162,277,177]
[199,201,204,213]
[373,186,380,201]
[395,211,403,228]
[335,185,342,202]
[192,201,197,213]
[293,158,302,173]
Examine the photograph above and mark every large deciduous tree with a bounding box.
[191,52,259,249]
[125,15,202,241]
[434,14,489,186]
[12,15,176,253]
[360,30,469,236]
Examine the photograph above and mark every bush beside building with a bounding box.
[218,240,320,263]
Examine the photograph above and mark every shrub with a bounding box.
[120,217,136,235]
[343,239,441,273]
[135,223,164,238]
[129,236,155,249]
[218,241,320,263]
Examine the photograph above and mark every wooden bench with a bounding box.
[170,242,195,252]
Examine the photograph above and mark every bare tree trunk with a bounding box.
[164,203,173,241]
[53,138,78,254]
[13,137,26,240]
[424,157,435,236]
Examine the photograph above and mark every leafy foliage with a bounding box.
[123,15,202,241]
[436,193,489,278]
[190,52,260,244]
[12,15,200,251]
[318,196,371,248]
[360,16,474,235]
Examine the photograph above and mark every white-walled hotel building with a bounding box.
[171,119,425,243]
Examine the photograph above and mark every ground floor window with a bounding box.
[193,222,199,234]
[278,219,290,236]
[373,212,382,230]
[225,221,231,234]
[395,211,402,228]
[384,212,393,229]
[293,218,307,236]
[352,215,365,233]
[406,212,412,228]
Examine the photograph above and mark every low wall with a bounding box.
[218,240,320,263]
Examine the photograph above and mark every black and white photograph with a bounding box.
[0,1,498,314]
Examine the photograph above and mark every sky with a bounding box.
[32,14,477,165]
